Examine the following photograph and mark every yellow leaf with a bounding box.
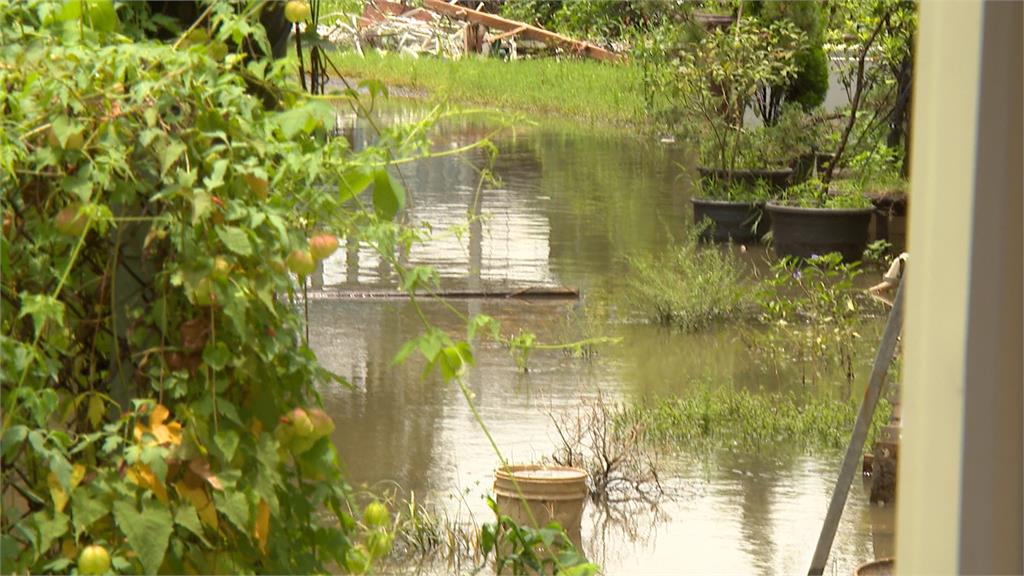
[175,481,218,530]
[253,499,270,555]
[126,464,168,503]
[47,465,86,512]
[134,404,183,446]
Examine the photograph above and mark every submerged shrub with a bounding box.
[624,230,751,329]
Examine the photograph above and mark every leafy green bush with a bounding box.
[624,231,751,329]
[0,1,410,573]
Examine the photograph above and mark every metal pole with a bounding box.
[808,279,906,575]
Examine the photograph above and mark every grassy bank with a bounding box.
[324,50,645,126]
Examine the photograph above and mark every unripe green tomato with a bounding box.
[211,257,231,282]
[363,501,389,528]
[344,546,369,575]
[286,249,316,276]
[307,408,335,439]
[366,530,392,560]
[309,233,339,261]
[77,544,111,575]
[193,277,216,307]
[284,0,311,23]
[55,204,88,237]
[289,408,314,438]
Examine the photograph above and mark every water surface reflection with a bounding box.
[310,111,893,574]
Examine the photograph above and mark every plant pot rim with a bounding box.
[766,201,874,215]
[698,166,794,177]
[691,197,766,207]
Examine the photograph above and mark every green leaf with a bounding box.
[159,141,186,177]
[49,116,82,149]
[31,511,69,559]
[174,505,210,546]
[1,534,22,574]
[204,159,229,190]
[18,293,65,338]
[338,167,372,202]
[214,429,239,462]
[202,341,231,371]
[213,491,250,534]
[192,189,212,224]
[70,489,108,537]
[59,0,118,32]
[372,169,405,220]
[216,226,252,256]
[113,500,173,575]
[140,444,168,483]
[1,425,28,458]
[274,101,334,138]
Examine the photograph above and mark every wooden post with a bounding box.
[808,279,906,576]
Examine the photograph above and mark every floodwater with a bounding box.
[307,107,894,575]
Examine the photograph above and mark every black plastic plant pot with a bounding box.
[766,202,874,262]
[691,198,768,243]
[697,167,794,192]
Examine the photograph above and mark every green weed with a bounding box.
[325,51,644,126]
[624,230,752,330]
[622,386,892,453]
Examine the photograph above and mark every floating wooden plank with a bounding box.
[306,286,580,301]
[421,0,621,62]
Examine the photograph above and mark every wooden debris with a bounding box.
[421,0,621,61]
[305,286,580,301]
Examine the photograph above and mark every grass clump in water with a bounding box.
[328,51,643,126]
[624,230,751,330]
[622,386,892,453]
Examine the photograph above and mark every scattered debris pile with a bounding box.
[321,0,622,61]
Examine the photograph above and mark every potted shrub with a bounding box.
[767,178,875,261]
[675,20,806,241]
[691,177,773,242]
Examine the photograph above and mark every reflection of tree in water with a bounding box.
[721,451,788,576]
[311,301,448,496]
[583,498,671,569]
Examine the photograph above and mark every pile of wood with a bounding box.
[343,0,621,61]
[356,0,467,58]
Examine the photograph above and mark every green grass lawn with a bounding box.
[319,50,645,127]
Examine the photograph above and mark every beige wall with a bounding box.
[897,1,1023,574]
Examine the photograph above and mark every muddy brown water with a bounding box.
[308,107,894,575]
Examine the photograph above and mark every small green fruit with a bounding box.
[288,408,314,438]
[286,249,316,276]
[192,277,216,307]
[55,204,88,237]
[366,530,392,560]
[78,544,111,575]
[363,501,389,528]
[211,257,231,282]
[284,0,311,23]
[344,546,369,575]
[307,408,334,439]
[309,234,339,261]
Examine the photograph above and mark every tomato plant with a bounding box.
[0,1,415,573]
